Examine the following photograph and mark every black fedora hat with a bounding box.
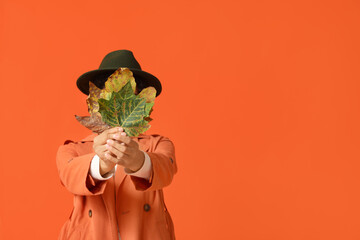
[76,49,162,97]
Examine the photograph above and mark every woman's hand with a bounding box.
[105,129,145,173]
[93,127,122,176]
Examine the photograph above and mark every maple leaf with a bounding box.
[74,112,111,134]
[75,67,156,136]
[98,80,154,136]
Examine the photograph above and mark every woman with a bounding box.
[56,50,177,240]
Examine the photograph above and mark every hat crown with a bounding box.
[77,49,162,97]
[99,50,142,70]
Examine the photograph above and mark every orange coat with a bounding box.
[56,133,177,240]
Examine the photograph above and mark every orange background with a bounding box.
[1,0,360,239]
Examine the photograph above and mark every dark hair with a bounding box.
[134,77,148,93]
[91,74,108,90]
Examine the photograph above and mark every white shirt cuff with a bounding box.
[90,154,117,180]
[124,151,152,180]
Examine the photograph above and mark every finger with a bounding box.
[96,147,113,162]
[105,142,129,158]
[106,127,123,137]
[106,127,123,135]
[97,143,121,160]
[98,127,123,144]
[106,149,118,159]
[108,132,133,146]
[106,139,130,154]
[95,145,107,156]
[104,151,121,164]
[108,145,128,161]
[104,151,129,165]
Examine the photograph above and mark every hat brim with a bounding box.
[76,68,162,97]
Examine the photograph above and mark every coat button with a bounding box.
[88,209,92,218]
[144,204,151,212]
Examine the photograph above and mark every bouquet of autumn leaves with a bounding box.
[75,68,156,137]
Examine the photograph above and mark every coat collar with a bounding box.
[81,133,98,142]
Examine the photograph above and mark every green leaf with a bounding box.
[144,102,154,117]
[98,80,153,136]
[75,67,156,135]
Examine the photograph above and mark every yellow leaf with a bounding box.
[87,81,102,114]
[138,86,156,103]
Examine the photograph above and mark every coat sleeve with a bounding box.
[130,136,177,191]
[56,141,109,196]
